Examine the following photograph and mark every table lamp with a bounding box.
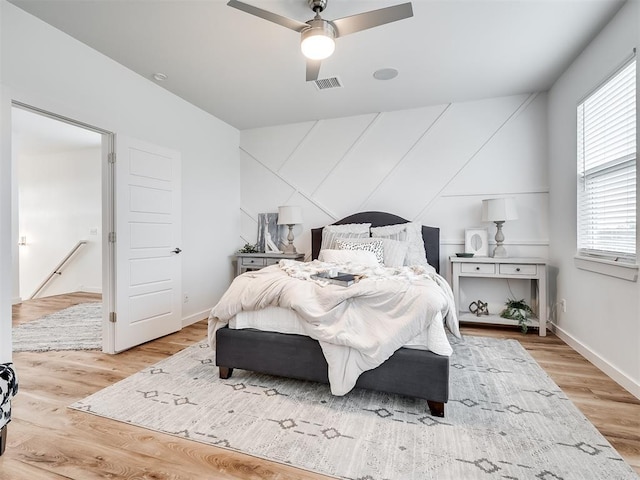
[481,198,518,258]
[277,206,303,254]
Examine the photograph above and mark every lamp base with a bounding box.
[281,224,297,254]
[492,245,508,258]
[492,221,508,258]
[281,244,297,254]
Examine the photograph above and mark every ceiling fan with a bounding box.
[227,0,413,82]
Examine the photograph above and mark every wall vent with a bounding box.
[314,77,343,90]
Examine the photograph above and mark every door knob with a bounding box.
[172,248,182,254]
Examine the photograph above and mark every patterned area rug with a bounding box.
[13,302,102,352]
[70,336,638,480]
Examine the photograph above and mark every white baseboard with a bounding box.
[11,296,22,305]
[550,322,640,400]
[182,309,210,328]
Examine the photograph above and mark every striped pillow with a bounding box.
[371,222,429,267]
[320,223,371,251]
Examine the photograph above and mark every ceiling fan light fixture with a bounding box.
[301,21,335,60]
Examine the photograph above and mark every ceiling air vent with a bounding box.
[314,77,343,90]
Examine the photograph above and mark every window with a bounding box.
[577,58,636,263]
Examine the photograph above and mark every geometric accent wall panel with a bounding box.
[444,93,548,196]
[363,95,529,220]
[240,93,549,259]
[279,113,377,195]
[241,121,316,173]
[313,105,447,215]
[240,149,296,217]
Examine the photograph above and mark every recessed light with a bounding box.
[153,72,168,82]
[373,68,399,81]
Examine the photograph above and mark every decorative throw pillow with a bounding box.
[318,249,380,267]
[378,238,409,267]
[336,239,384,265]
[320,223,371,251]
[371,222,429,267]
[334,237,408,267]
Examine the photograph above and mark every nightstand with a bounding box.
[449,256,548,336]
[235,252,305,276]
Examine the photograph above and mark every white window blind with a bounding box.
[577,58,636,262]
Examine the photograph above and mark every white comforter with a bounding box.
[209,259,460,396]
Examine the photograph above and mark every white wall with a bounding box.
[548,0,640,398]
[0,1,240,362]
[239,92,549,315]
[18,146,102,299]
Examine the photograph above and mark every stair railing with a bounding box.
[29,240,88,300]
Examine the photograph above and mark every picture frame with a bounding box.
[465,228,489,257]
[257,213,282,253]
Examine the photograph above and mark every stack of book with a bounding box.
[310,271,361,287]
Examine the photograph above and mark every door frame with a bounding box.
[11,101,118,353]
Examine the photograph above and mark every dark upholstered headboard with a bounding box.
[310,211,440,273]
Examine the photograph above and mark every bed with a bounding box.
[209,211,459,417]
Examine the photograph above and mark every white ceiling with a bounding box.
[9,0,625,130]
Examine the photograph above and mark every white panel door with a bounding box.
[114,136,181,352]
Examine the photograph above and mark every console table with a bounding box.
[235,252,304,276]
[449,256,548,336]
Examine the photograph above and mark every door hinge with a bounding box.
[109,311,117,323]
[108,232,116,243]
[108,152,116,164]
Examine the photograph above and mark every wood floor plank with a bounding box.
[2,296,638,478]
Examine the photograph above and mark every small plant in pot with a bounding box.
[237,243,259,254]
[500,298,533,333]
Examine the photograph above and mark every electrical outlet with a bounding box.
[560,299,566,313]
[183,293,189,304]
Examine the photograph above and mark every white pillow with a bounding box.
[318,249,380,267]
[371,222,429,267]
[334,237,408,267]
[379,238,409,267]
[336,239,384,265]
[320,223,371,251]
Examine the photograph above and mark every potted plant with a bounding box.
[237,243,259,253]
[500,298,533,333]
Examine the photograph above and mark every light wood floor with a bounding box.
[2,299,639,479]
[11,292,102,328]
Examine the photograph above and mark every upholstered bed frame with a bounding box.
[215,212,449,417]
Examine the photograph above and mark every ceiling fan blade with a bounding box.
[227,0,308,32]
[306,59,322,82]
[331,2,413,37]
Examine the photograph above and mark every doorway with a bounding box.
[11,105,107,351]
[10,102,183,355]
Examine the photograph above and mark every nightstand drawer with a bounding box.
[241,257,266,267]
[461,263,496,274]
[499,264,537,275]
[265,258,281,266]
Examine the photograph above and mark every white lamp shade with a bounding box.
[277,206,303,225]
[481,198,518,222]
